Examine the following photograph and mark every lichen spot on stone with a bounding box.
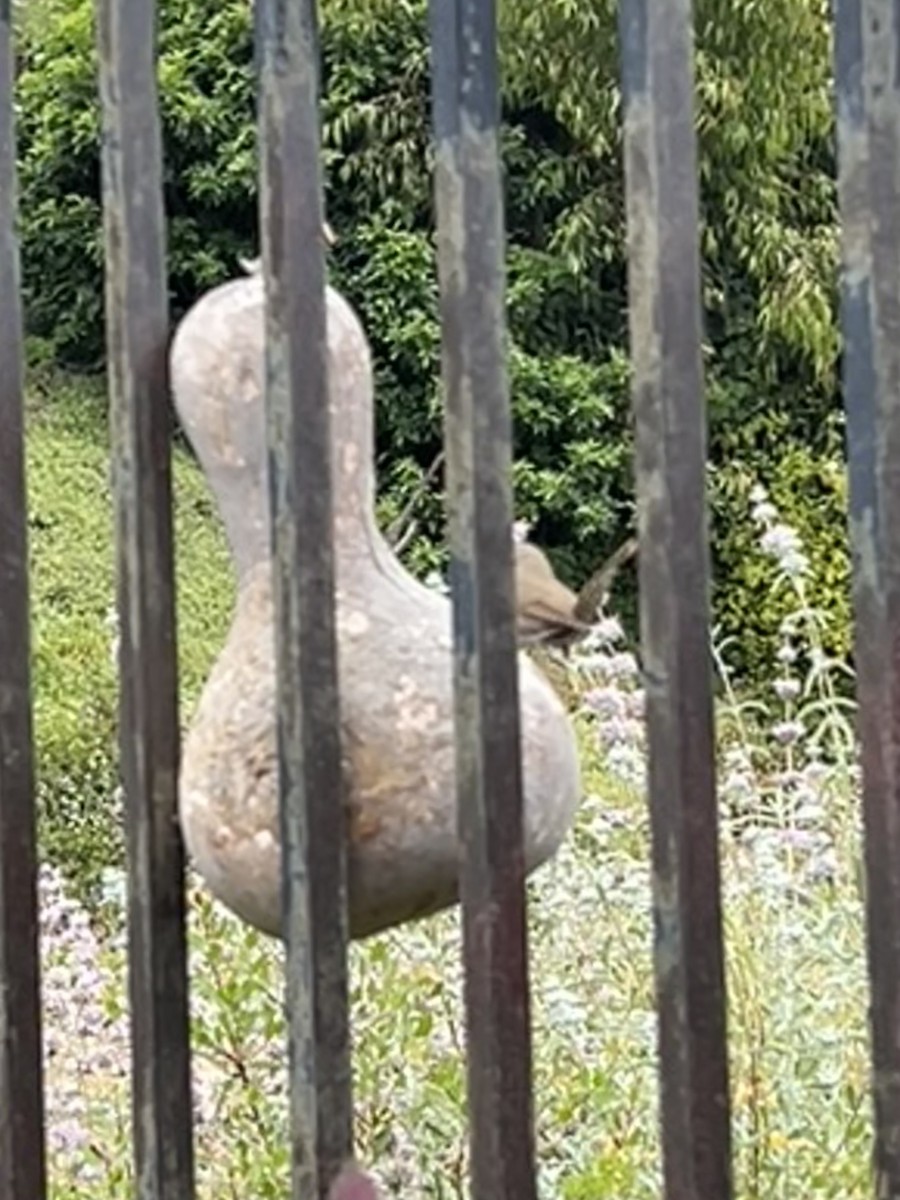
[394,675,439,735]
[341,442,360,477]
[186,788,210,814]
[252,829,276,855]
[210,824,234,852]
[344,610,370,637]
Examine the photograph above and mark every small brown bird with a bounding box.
[327,1163,382,1200]
[514,541,593,650]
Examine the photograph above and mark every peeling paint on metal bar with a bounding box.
[618,0,733,1197]
[428,1,537,1198]
[834,0,900,1193]
[256,0,353,1196]
[95,0,195,1196]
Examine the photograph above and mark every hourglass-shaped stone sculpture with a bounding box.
[171,269,582,940]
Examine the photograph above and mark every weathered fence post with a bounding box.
[618,1,733,1197]
[833,1,900,1194]
[95,0,196,1195]
[0,5,46,1199]
[256,0,353,1195]
[428,1,538,1197]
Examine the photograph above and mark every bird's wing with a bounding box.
[518,600,592,642]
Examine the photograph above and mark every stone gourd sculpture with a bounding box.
[170,269,582,940]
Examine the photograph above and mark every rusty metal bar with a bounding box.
[428,1,537,1197]
[0,5,47,1199]
[95,1,195,1196]
[833,1,900,1193]
[618,2,732,1198]
[256,0,352,1196]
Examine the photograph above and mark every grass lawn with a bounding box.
[25,365,234,894]
[25,369,872,1198]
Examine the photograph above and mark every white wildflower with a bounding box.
[772,719,804,746]
[773,676,801,702]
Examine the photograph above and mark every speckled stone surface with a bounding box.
[170,273,582,939]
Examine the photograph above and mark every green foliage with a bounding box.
[16,0,635,564]
[15,0,258,365]
[500,0,838,389]
[15,0,851,683]
[498,0,847,666]
[25,365,234,903]
[711,441,851,685]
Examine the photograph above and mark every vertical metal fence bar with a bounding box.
[95,0,195,1196]
[618,2,732,1197]
[256,0,352,1196]
[0,6,47,1199]
[428,1,537,1197]
[833,1,900,1192]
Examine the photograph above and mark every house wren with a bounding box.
[514,541,593,650]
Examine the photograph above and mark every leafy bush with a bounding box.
[16,0,635,572]
[711,440,851,685]
[15,0,852,683]
[25,367,234,902]
[15,0,257,364]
